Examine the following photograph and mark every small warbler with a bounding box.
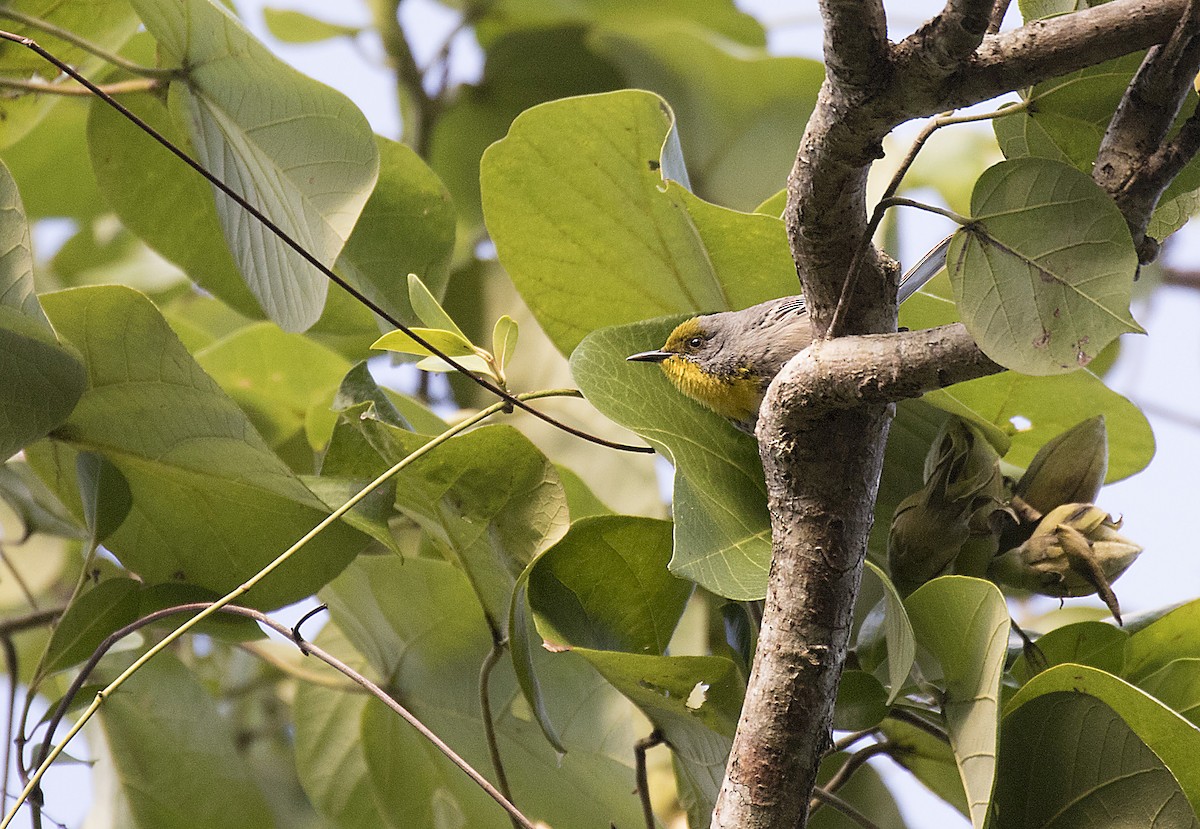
[627,237,952,433]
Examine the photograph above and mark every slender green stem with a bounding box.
[0,75,161,96]
[479,634,519,829]
[0,389,576,829]
[0,8,178,79]
[876,196,972,225]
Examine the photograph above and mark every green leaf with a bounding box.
[42,577,140,675]
[925,369,1153,482]
[571,316,769,599]
[195,322,350,451]
[0,462,84,541]
[1,97,103,219]
[511,516,688,749]
[1010,620,1128,685]
[879,715,969,816]
[473,0,766,48]
[86,91,264,318]
[0,0,139,147]
[371,327,480,359]
[36,285,368,609]
[949,158,1142,375]
[588,22,823,211]
[482,90,797,354]
[1138,659,1200,727]
[293,623,379,829]
[1124,600,1200,683]
[131,0,379,331]
[406,272,467,338]
[492,315,518,372]
[857,561,917,704]
[906,576,1009,829]
[75,450,132,542]
[515,515,741,822]
[0,162,87,460]
[999,664,1200,824]
[834,670,889,730]
[99,653,274,829]
[322,555,647,829]
[262,7,360,42]
[391,425,568,627]
[1,152,44,316]
[336,137,456,327]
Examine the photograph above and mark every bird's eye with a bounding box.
[686,336,704,349]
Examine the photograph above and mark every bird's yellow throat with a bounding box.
[658,356,764,425]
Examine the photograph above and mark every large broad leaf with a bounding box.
[130,0,379,331]
[321,555,647,829]
[998,664,1200,826]
[571,316,769,599]
[510,516,691,749]
[0,161,86,460]
[33,286,368,609]
[98,654,273,829]
[949,158,1142,375]
[87,91,264,318]
[1123,600,1200,683]
[0,0,139,147]
[856,561,918,704]
[482,89,797,354]
[589,22,822,211]
[2,97,104,219]
[925,369,1153,481]
[906,576,1009,829]
[514,515,742,828]
[195,322,350,453]
[390,425,569,629]
[293,623,381,829]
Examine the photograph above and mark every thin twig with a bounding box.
[0,544,38,610]
[0,636,15,810]
[634,729,665,829]
[810,786,883,829]
[827,727,879,754]
[0,8,177,79]
[809,741,895,814]
[0,608,62,638]
[236,641,363,691]
[479,634,519,829]
[0,29,651,457]
[0,75,160,96]
[886,706,950,743]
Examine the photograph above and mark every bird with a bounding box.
[627,236,953,433]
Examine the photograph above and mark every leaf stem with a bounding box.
[0,390,574,829]
[0,8,178,79]
[479,633,520,829]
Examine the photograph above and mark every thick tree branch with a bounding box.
[713,3,1191,829]
[1094,0,1200,255]
[932,0,1190,111]
[915,0,995,71]
[818,0,890,90]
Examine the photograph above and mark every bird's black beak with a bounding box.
[626,350,672,363]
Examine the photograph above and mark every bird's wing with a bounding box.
[897,234,952,304]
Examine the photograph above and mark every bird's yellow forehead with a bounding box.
[661,318,706,352]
